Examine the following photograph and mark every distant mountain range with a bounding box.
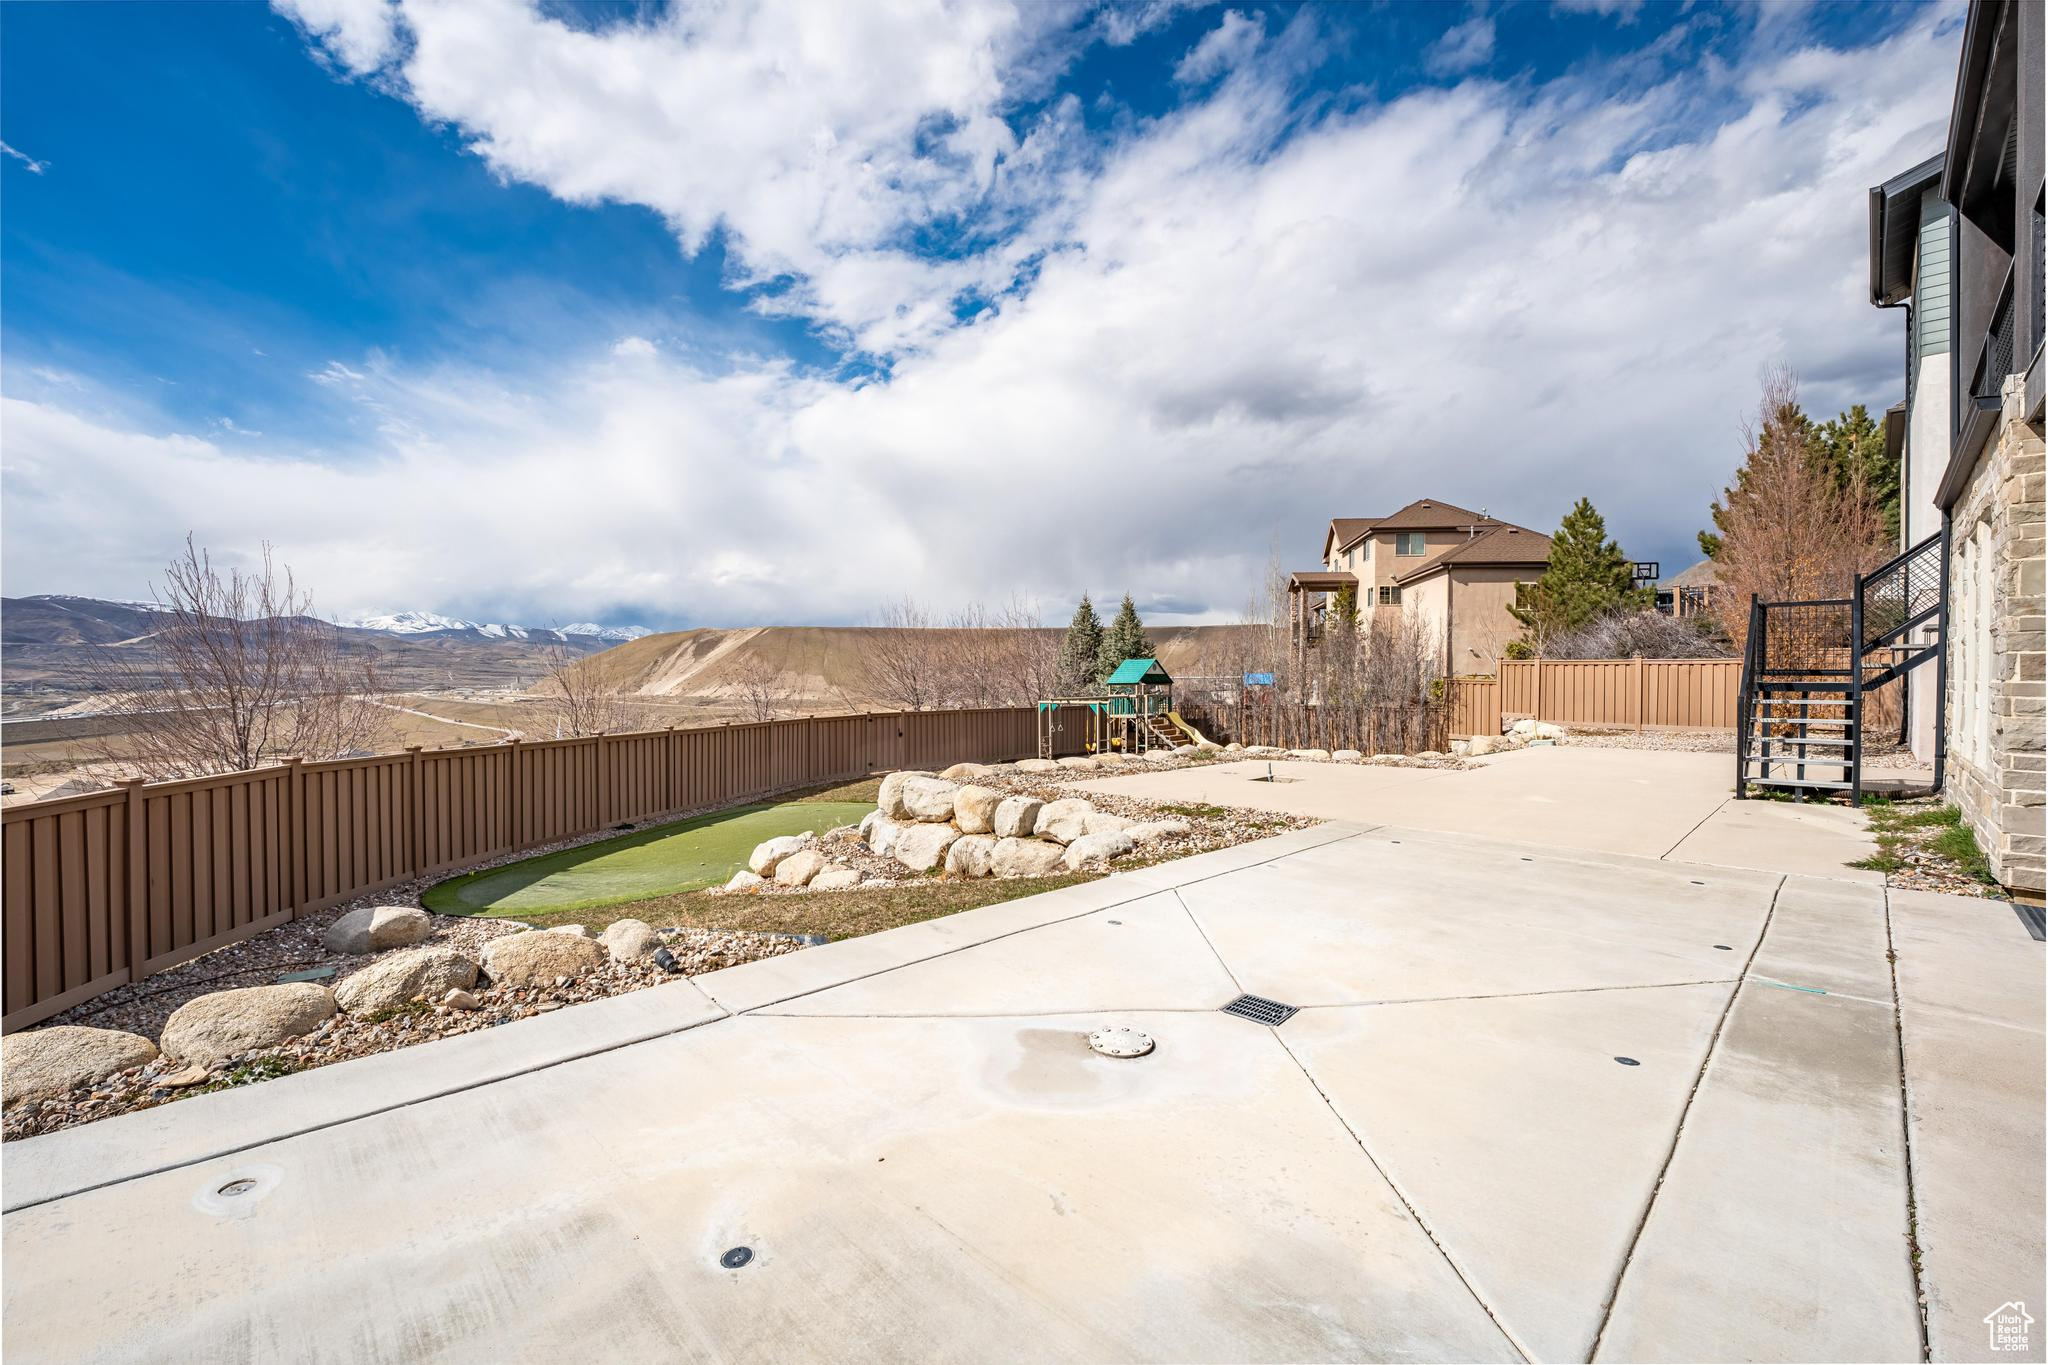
[1,595,647,704]
[342,610,652,643]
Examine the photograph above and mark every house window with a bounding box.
[1377,585,1401,606]
[1396,532,1425,555]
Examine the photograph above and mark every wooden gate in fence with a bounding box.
[1,707,1082,1032]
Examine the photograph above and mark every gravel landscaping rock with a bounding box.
[161,983,336,1067]
[334,948,478,1015]
[2,1026,158,1107]
[322,905,434,955]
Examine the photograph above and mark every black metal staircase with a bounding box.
[1735,530,1947,805]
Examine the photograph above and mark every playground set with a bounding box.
[1034,657,1213,759]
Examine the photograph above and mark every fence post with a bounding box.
[508,738,524,849]
[664,727,677,816]
[1532,657,1545,727]
[406,746,424,876]
[123,777,149,983]
[595,733,609,832]
[1634,654,1646,732]
[283,756,305,917]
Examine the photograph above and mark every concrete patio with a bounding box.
[3,769,2041,1362]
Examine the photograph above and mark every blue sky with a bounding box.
[1,1,1960,630]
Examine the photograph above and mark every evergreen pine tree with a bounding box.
[1814,405,1898,542]
[1055,594,1105,693]
[1096,594,1154,681]
[1510,498,1650,648]
[1328,582,1360,630]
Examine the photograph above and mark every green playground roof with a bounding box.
[1105,657,1172,686]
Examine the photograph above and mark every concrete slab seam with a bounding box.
[1171,886,1246,994]
[1657,795,1731,861]
[3,1001,736,1215]
[1587,874,1786,1361]
[1291,978,1743,1011]
[726,829,1369,1016]
[1882,883,1935,1363]
[1270,1025,1534,1364]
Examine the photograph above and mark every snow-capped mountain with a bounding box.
[344,611,651,643]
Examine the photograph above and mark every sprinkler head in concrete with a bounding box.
[1613,1056,1641,1066]
[720,1246,754,1269]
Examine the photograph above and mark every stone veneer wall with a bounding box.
[1944,373,2046,894]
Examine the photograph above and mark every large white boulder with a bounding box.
[953,784,1004,834]
[939,762,996,781]
[1056,756,1101,772]
[898,775,961,822]
[481,930,608,987]
[1036,798,1094,845]
[1126,819,1192,843]
[1061,831,1134,870]
[322,905,434,956]
[335,947,478,1014]
[2,1026,158,1106]
[1332,750,1364,762]
[1083,811,1134,837]
[877,770,932,819]
[1287,748,1331,760]
[161,984,336,1067]
[1014,758,1061,775]
[945,834,998,878]
[892,823,960,872]
[599,919,663,961]
[992,796,1042,839]
[747,833,816,877]
[724,869,765,892]
[810,866,861,892]
[863,815,904,856]
[775,849,828,888]
[1467,735,1500,756]
[991,837,1066,878]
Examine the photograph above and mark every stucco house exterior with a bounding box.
[1866,0,2043,892]
[1308,498,1550,674]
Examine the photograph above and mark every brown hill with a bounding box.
[575,625,1265,703]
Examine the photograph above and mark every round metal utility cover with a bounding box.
[1088,1026,1155,1058]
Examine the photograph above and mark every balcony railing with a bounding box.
[1968,261,2017,408]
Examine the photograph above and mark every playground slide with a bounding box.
[1163,710,1215,747]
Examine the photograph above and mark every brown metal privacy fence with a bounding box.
[1,707,1092,1033]
[1447,657,1741,737]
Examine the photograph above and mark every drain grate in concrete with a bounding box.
[1222,994,1298,1026]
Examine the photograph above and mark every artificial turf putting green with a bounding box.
[422,800,873,917]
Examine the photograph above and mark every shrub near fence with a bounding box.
[0,706,1097,1033]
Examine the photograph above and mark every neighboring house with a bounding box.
[1864,0,2044,892]
[1301,498,1548,674]
[1655,560,1716,619]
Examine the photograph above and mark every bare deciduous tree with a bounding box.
[861,596,945,711]
[731,652,801,723]
[533,636,631,737]
[1544,609,1733,660]
[86,537,388,779]
[1709,366,1891,651]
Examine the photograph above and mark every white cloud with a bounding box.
[1175,10,1264,85]
[1,140,49,173]
[7,9,1960,627]
[1426,15,1496,76]
[1553,0,1644,20]
[274,0,402,75]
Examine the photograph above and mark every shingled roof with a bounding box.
[1323,517,1381,558]
[1394,525,1552,584]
